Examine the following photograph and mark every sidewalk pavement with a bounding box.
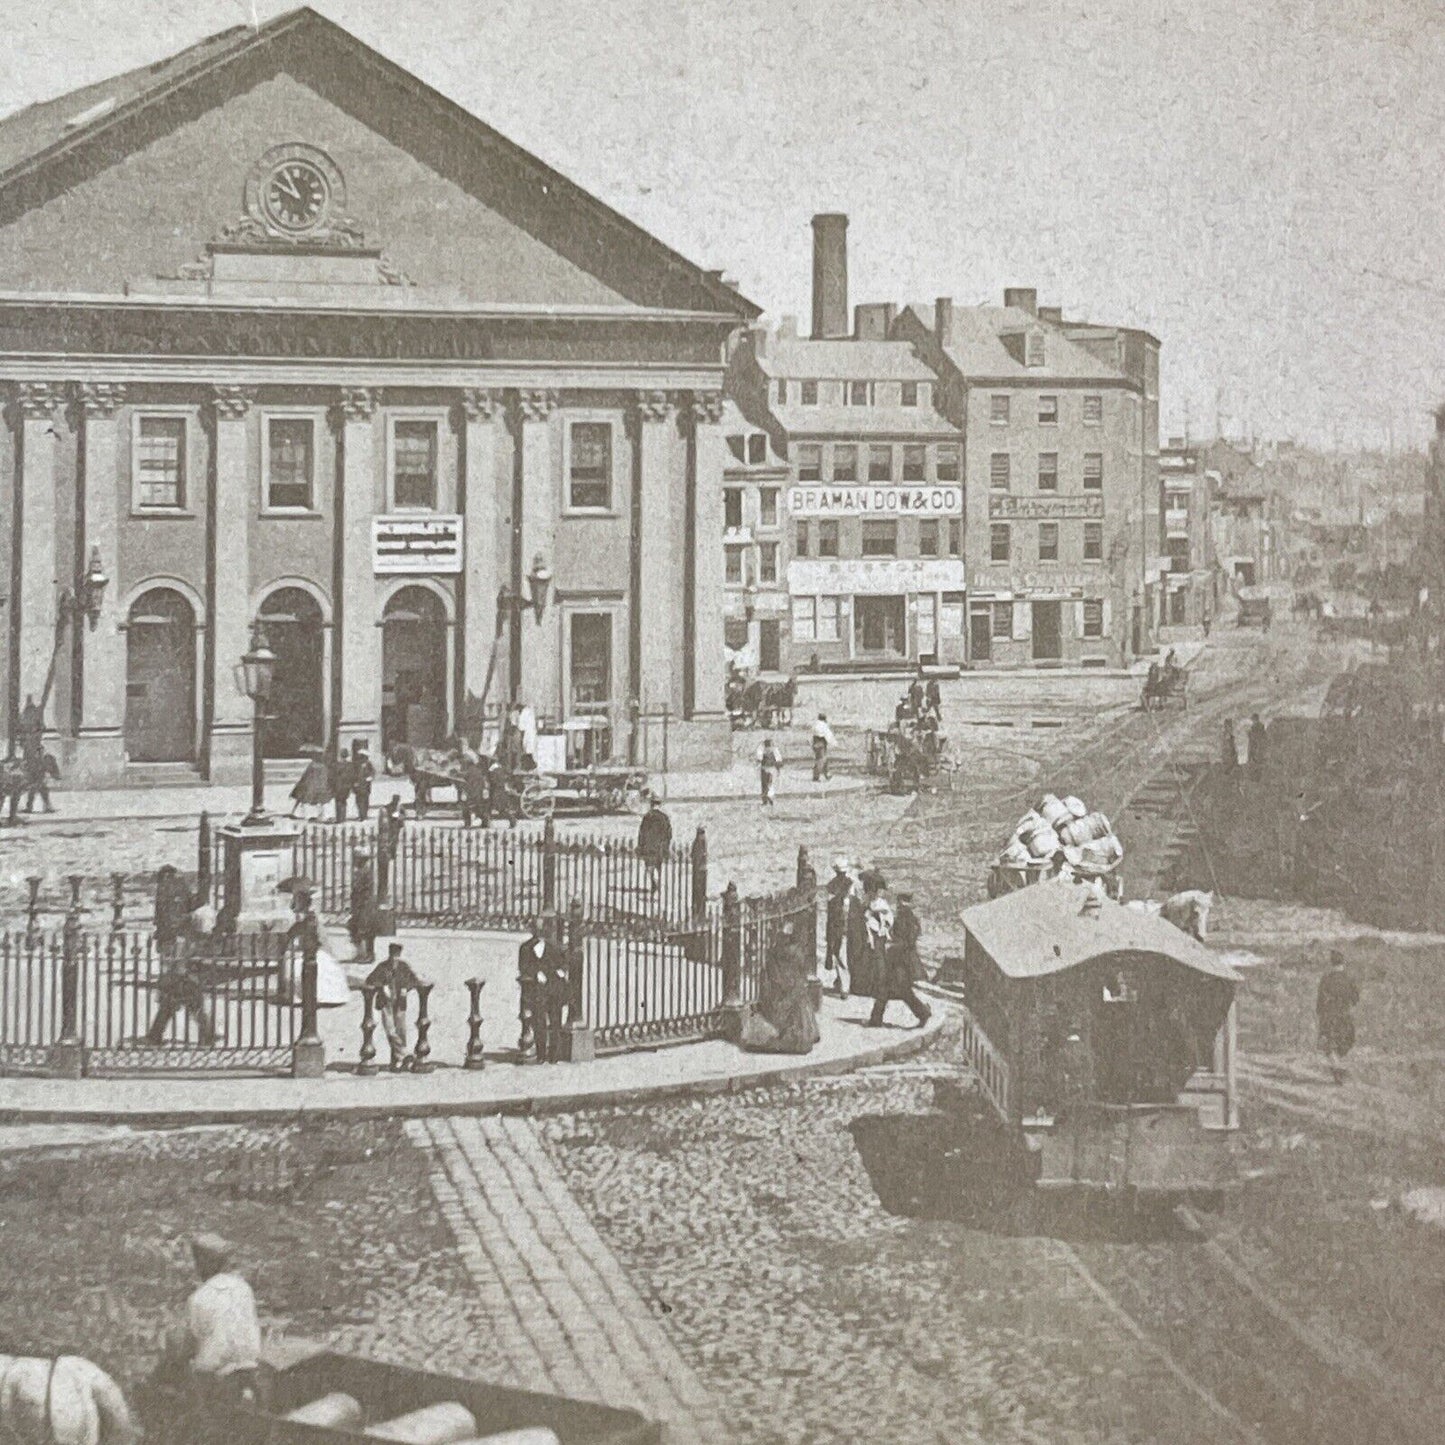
[31,759,867,825]
[0,993,945,1125]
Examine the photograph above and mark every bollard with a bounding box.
[24,875,42,945]
[465,977,486,1069]
[291,911,325,1080]
[357,984,380,1076]
[110,873,125,935]
[542,816,558,912]
[411,982,435,1073]
[561,896,593,1062]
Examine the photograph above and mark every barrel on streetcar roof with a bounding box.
[1060,812,1112,847]
[1036,794,1072,830]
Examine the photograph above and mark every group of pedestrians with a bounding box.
[1222,712,1269,768]
[288,739,375,821]
[824,857,932,1028]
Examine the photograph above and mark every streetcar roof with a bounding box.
[961,879,1240,982]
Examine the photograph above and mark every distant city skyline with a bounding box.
[2,0,1440,450]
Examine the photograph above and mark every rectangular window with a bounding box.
[747,433,767,464]
[990,394,1010,425]
[990,523,1010,562]
[1038,522,1059,562]
[1167,536,1190,570]
[569,613,612,710]
[1038,395,1059,425]
[392,418,439,509]
[1037,452,1059,492]
[1083,453,1103,491]
[759,487,779,527]
[936,443,961,482]
[918,519,940,557]
[1083,521,1103,561]
[724,545,747,585]
[848,380,870,406]
[134,415,186,509]
[861,520,897,557]
[818,520,840,557]
[990,453,1011,491]
[1083,393,1103,425]
[265,416,314,511]
[991,601,1013,637]
[792,596,816,641]
[776,379,788,405]
[758,542,778,584]
[797,443,823,482]
[1083,599,1104,638]
[1026,331,1046,367]
[801,380,818,405]
[795,520,810,557]
[902,444,926,482]
[868,445,893,482]
[568,421,612,510]
[832,444,858,482]
[948,517,962,556]
[817,595,841,642]
[724,488,743,530]
[901,381,919,407]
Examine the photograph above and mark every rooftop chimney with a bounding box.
[811,213,849,340]
[853,302,897,341]
[1037,305,1063,323]
[1004,287,1038,315]
[934,296,954,341]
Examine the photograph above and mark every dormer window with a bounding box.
[847,381,871,406]
[801,380,818,406]
[747,433,767,464]
[1025,329,1046,367]
[901,382,920,407]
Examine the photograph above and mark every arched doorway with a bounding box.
[124,588,196,763]
[257,586,326,759]
[382,586,449,752]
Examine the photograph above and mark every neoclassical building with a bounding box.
[0,8,754,784]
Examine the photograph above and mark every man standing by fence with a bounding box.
[351,740,375,820]
[637,796,673,892]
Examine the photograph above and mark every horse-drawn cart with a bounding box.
[1140,661,1188,711]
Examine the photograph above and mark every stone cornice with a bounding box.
[457,387,504,423]
[72,381,127,419]
[516,388,559,424]
[337,386,379,423]
[689,391,724,426]
[635,389,680,424]
[211,384,256,420]
[10,380,65,418]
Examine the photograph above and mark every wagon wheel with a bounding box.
[519,777,556,820]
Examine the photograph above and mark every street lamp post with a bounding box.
[497,554,553,706]
[234,621,277,825]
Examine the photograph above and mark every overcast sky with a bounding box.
[2,0,1442,449]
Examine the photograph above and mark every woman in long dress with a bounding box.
[289,748,332,820]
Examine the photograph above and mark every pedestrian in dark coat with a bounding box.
[636,798,673,891]
[1248,713,1267,768]
[517,925,564,1062]
[332,750,357,824]
[289,751,331,819]
[1222,718,1239,767]
[925,678,942,720]
[350,742,375,820]
[825,857,852,996]
[865,891,931,1028]
[376,796,404,901]
[20,737,56,814]
[348,849,380,963]
[460,755,491,829]
[154,865,195,961]
[1316,951,1359,1083]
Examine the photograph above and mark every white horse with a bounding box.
[0,1355,138,1445]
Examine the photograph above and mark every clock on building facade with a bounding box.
[243,142,347,239]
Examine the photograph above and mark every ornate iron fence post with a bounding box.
[795,847,822,1009]
[690,827,709,921]
[291,913,325,1079]
[411,982,435,1073]
[24,875,42,946]
[50,889,85,1078]
[542,815,558,912]
[719,881,749,1041]
[197,811,212,902]
[356,984,380,1076]
[561,896,593,1062]
[465,977,487,1069]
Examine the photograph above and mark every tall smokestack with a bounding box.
[810,213,849,340]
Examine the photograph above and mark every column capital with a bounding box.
[10,381,66,420]
[516,387,560,424]
[689,391,725,427]
[635,389,681,425]
[72,381,127,419]
[457,387,505,423]
[337,386,379,424]
[211,385,256,421]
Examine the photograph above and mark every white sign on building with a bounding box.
[373,515,464,574]
[788,558,966,596]
[788,485,962,518]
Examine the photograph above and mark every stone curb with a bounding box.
[0,1008,945,1127]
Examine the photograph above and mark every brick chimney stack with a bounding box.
[810,213,849,340]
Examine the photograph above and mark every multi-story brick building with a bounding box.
[0,9,755,783]
[1158,439,1218,628]
[719,399,790,670]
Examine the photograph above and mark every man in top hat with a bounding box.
[159,1234,263,1409]
[824,856,853,997]
[348,849,380,964]
[350,739,375,821]
[636,796,673,892]
[517,922,566,1062]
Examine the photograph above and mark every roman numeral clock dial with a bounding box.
[243,143,346,240]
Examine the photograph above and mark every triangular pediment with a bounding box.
[0,8,756,317]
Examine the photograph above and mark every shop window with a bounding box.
[861,520,897,557]
[758,542,779,584]
[948,517,962,556]
[990,453,1010,491]
[1038,394,1059,425]
[936,443,961,482]
[724,488,743,530]
[818,520,840,557]
[1084,522,1103,560]
[797,443,822,482]
[759,487,779,527]
[391,418,438,509]
[868,445,893,482]
[569,612,612,712]
[990,394,1010,425]
[832,444,858,482]
[801,380,818,405]
[265,416,315,511]
[1038,522,1059,561]
[1083,393,1103,425]
[991,601,1013,637]
[817,596,841,642]
[918,519,940,557]
[568,421,612,510]
[133,415,186,509]
[748,433,768,464]
[795,521,810,557]
[902,445,926,482]
[1083,453,1103,490]
[792,596,816,640]
[1083,599,1105,638]
[1038,452,1058,492]
[990,523,1010,562]
[901,381,920,407]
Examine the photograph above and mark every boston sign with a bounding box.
[788,485,961,518]
[373,515,464,574]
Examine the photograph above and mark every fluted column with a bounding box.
[337,387,380,752]
[516,388,560,716]
[11,382,65,731]
[636,390,681,712]
[73,383,126,774]
[207,386,255,770]
[689,391,727,718]
[459,388,503,720]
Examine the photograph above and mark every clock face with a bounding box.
[261,159,330,233]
